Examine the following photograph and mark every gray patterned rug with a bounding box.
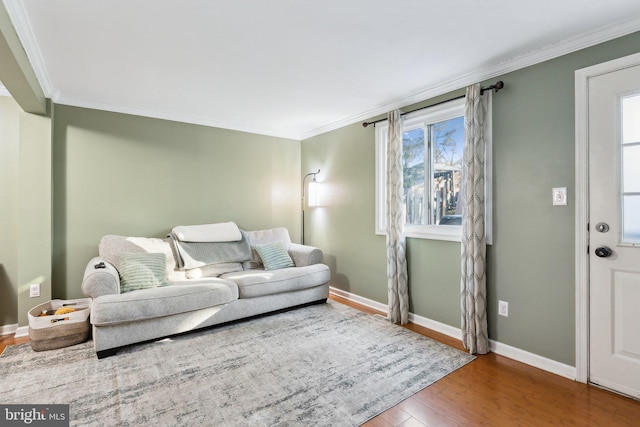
[0,300,474,426]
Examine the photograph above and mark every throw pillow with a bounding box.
[118,252,169,293]
[243,228,292,269]
[254,242,295,271]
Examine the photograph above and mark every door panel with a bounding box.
[613,270,640,358]
[588,63,640,398]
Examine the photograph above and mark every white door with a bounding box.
[588,62,640,398]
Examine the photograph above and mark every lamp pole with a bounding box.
[302,169,320,245]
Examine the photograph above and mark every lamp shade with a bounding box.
[307,181,320,207]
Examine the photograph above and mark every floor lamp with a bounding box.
[302,169,320,245]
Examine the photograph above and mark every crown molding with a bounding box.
[3,0,53,96]
[300,16,640,140]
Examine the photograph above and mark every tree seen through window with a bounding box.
[402,116,464,226]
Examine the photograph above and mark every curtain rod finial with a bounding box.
[362,122,370,128]
[481,80,505,95]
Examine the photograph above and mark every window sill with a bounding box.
[404,225,462,242]
[376,225,493,244]
[375,225,461,242]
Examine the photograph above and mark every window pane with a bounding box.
[403,128,425,225]
[623,145,640,193]
[623,195,640,244]
[432,116,464,225]
[622,94,640,144]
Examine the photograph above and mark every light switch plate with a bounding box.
[552,187,567,206]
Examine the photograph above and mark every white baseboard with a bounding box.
[489,340,576,380]
[409,312,463,341]
[1,323,18,336]
[14,326,29,338]
[330,287,462,340]
[329,287,388,313]
[329,287,576,381]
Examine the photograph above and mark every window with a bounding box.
[375,97,492,242]
[621,93,640,244]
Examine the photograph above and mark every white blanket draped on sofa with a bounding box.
[168,221,252,276]
[172,221,243,243]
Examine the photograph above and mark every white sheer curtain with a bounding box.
[386,110,409,324]
[460,84,489,354]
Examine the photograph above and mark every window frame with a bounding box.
[375,96,493,243]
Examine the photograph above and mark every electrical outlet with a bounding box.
[29,283,40,298]
[498,300,509,317]
[552,187,567,206]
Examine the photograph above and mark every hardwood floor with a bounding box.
[2,297,639,426]
[0,334,29,355]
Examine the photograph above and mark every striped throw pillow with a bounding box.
[254,242,295,271]
[118,252,169,293]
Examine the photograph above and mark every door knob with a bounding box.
[594,246,613,258]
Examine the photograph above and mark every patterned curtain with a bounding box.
[460,84,489,354]
[386,110,409,325]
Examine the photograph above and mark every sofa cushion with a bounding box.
[185,262,244,279]
[119,252,169,293]
[243,227,292,269]
[254,242,295,271]
[220,263,330,298]
[99,235,180,280]
[91,280,238,325]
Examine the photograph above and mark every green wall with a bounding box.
[0,4,52,328]
[302,32,640,366]
[302,124,388,304]
[52,105,301,300]
[0,96,52,327]
[0,97,20,326]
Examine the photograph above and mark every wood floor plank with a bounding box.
[362,415,394,427]
[376,404,412,426]
[397,396,462,427]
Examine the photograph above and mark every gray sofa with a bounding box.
[81,226,330,358]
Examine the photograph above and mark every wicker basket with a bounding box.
[28,298,92,351]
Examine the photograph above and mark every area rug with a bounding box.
[0,300,474,426]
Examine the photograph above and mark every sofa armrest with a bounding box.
[288,243,324,267]
[82,257,120,298]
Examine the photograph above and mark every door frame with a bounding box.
[574,51,640,384]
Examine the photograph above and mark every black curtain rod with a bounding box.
[362,81,504,128]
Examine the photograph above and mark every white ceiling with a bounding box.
[5,0,640,139]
